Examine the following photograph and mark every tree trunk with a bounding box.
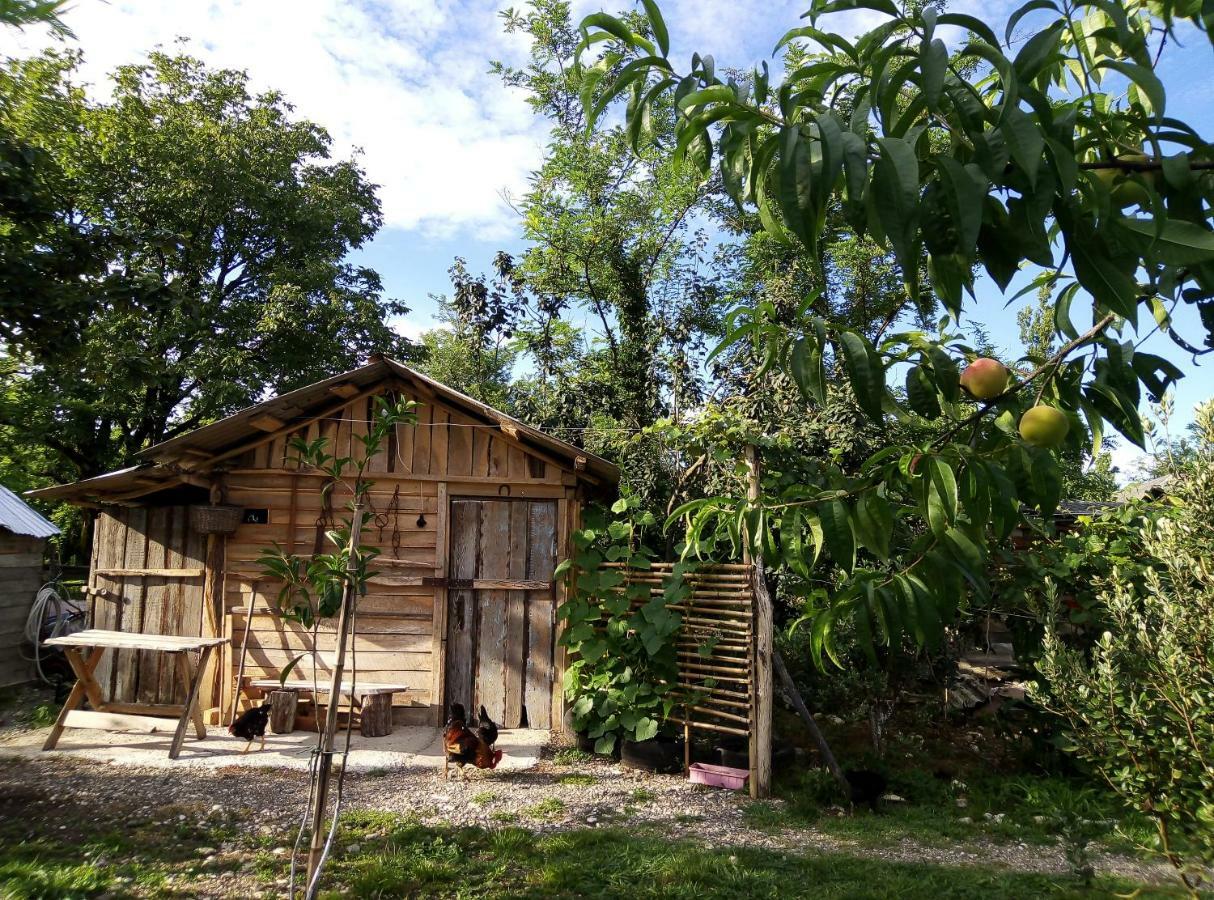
[359,693,393,737]
[269,690,298,734]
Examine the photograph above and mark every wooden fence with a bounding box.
[607,561,772,797]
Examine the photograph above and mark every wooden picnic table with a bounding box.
[42,630,229,759]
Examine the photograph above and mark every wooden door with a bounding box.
[445,498,557,729]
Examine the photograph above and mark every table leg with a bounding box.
[175,652,208,739]
[42,647,105,751]
[169,646,213,759]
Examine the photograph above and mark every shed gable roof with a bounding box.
[30,358,618,502]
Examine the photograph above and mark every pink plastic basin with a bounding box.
[689,761,749,791]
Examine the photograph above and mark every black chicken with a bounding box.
[229,702,271,753]
[845,768,888,812]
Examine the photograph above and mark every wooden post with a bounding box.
[269,689,298,734]
[773,650,850,794]
[359,693,393,737]
[744,444,774,799]
[305,504,364,894]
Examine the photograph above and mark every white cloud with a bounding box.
[0,0,546,238]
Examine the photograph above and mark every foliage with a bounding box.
[0,49,414,494]
[256,396,416,628]
[489,0,727,431]
[0,0,72,35]
[556,496,685,754]
[575,0,1214,666]
[991,502,1159,659]
[1033,406,1214,892]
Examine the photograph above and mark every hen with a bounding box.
[229,702,271,753]
[442,703,502,779]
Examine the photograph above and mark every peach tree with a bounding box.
[575,0,1213,663]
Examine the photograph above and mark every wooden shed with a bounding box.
[31,357,618,728]
[0,484,59,688]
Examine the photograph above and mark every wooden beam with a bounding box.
[93,568,205,578]
[250,413,286,432]
[328,383,360,399]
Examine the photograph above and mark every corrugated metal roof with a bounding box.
[0,484,60,538]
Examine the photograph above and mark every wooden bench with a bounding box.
[241,673,409,737]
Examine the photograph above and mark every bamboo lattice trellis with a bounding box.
[604,561,768,792]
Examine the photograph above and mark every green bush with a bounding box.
[557,498,684,754]
[1033,403,1214,894]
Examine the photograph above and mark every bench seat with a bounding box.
[245,677,409,699]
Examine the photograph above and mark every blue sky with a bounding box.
[2,0,1211,475]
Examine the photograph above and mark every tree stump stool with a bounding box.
[269,690,298,734]
[359,692,393,737]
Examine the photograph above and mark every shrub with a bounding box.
[1033,403,1214,894]
[556,498,684,755]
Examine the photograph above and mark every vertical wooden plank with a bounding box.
[527,456,546,480]
[136,506,169,704]
[112,507,147,703]
[471,426,491,477]
[181,518,208,638]
[476,501,509,723]
[447,414,473,477]
[430,407,449,476]
[444,500,479,713]
[525,502,556,729]
[349,396,370,464]
[503,502,528,728]
[552,495,574,732]
[90,511,122,698]
[507,446,527,481]
[745,445,773,799]
[488,436,508,479]
[412,403,432,474]
[157,507,188,701]
[430,483,449,724]
[369,395,390,472]
[396,407,415,475]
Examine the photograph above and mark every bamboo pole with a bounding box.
[305,504,364,892]
[773,650,849,793]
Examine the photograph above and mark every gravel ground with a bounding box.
[0,685,1179,896]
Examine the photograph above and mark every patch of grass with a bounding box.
[558,773,597,787]
[552,747,592,766]
[749,767,1155,856]
[472,790,498,805]
[630,787,657,803]
[522,798,565,821]
[321,817,1170,899]
[26,703,58,729]
[489,811,518,824]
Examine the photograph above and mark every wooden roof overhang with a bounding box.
[29,357,619,505]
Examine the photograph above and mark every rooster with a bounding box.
[229,702,271,753]
[442,703,502,780]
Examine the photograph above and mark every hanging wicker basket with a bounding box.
[189,504,243,535]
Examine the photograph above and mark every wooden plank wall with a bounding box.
[0,532,45,687]
[220,387,577,724]
[88,507,208,705]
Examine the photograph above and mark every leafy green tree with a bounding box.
[577,0,1213,663]
[1034,402,1214,892]
[494,0,724,429]
[0,50,412,488]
